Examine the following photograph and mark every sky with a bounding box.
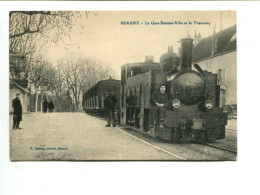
[46,11,236,79]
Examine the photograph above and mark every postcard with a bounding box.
[9,11,237,161]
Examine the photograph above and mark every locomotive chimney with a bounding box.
[180,38,193,71]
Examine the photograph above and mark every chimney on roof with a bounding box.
[145,56,154,62]
[194,31,202,46]
[168,46,173,53]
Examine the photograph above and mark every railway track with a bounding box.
[87,115,237,160]
[177,142,237,160]
[226,128,237,132]
[202,143,237,154]
[116,124,237,159]
[117,125,237,160]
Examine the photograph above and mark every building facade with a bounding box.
[192,25,237,107]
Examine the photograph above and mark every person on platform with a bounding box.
[12,93,23,130]
[104,89,117,127]
[48,100,54,113]
[43,99,48,113]
[149,84,169,130]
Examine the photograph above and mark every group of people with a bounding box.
[42,99,55,113]
[104,84,169,131]
[12,84,168,131]
[12,94,55,130]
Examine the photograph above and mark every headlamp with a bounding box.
[173,99,181,108]
[205,100,213,109]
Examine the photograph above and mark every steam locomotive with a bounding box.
[83,37,227,143]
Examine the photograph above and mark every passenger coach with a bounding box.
[82,77,121,119]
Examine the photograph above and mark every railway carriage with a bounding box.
[82,77,121,120]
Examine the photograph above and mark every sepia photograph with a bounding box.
[9,11,237,161]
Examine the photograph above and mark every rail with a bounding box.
[203,143,237,154]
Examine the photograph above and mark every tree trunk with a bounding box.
[35,86,39,112]
[75,101,79,112]
[40,92,44,113]
[55,94,61,112]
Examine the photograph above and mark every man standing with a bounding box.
[43,99,48,113]
[149,84,169,130]
[104,90,117,127]
[12,93,23,130]
[48,100,54,112]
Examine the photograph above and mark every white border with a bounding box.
[1,2,260,195]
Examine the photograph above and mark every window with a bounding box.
[217,68,225,83]
[220,88,227,107]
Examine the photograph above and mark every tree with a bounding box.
[51,64,64,111]
[9,11,79,40]
[55,54,115,112]
[29,56,54,112]
[9,11,80,88]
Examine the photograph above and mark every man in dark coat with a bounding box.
[104,90,117,127]
[48,100,54,112]
[12,93,22,129]
[149,84,169,129]
[43,99,48,113]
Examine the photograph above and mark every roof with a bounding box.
[121,62,159,68]
[9,79,29,93]
[192,25,236,62]
[84,77,120,95]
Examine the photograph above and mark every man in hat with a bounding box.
[48,100,54,113]
[43,99,48,113]
[149,84,169,130]
[104,89,117,127]
[12,93,23,129]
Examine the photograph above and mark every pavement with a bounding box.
[9,112,237,161]
[227,119,237,130]
[10,112,178,161]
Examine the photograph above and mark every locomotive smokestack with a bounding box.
[180,38,193,71]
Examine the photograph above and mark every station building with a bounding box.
[192,25,237,107]
[9,79,30,113]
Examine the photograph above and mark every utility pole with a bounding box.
[220,11,223,31]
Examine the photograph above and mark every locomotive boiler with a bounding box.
[120,38,227,143]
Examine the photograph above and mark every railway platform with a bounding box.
[10,112,237,161]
